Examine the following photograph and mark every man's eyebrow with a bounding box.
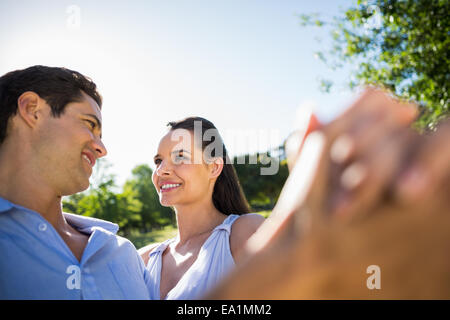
[83,114,102,129]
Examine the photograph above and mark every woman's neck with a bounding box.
[174,199,227,245]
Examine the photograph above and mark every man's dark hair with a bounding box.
[0,65,102,144]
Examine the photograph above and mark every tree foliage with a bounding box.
[63,160,143,235]
[300,0,449,130]
[123,164,175,231]
[233,153,289,211]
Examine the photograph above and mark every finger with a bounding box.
[330,128,417,220]
[246,131,326,253]
[285,112,321,171]
[395,120,450,205]
[308,89,416,222]
[330,112,386,165]
[325,87,417,145]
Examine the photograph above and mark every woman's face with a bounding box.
[152,129,217,207]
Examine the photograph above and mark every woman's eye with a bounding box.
[174,154,187,162]
[175,154,192,165]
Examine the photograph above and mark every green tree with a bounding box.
[234,153,289,211]
[123,164,175,232]
[63,159,142,234]
[300,0,449,130]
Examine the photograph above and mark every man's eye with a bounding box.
[85,119,96,129]
[154,159,161,165]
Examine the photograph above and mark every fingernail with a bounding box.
[331,134,354,164]
[341,162,367,190]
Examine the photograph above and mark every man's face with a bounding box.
[34,91,107,196]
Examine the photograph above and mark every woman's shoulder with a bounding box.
[229,213,265,262]
[231,213,265,232]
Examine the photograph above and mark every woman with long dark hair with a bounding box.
[139,116,264,300]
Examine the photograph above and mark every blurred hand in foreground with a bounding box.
[246,87,418,253]
[207,89,450,299]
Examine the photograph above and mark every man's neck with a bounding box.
[0,149,67,231]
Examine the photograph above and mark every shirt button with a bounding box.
[38,223,47,232]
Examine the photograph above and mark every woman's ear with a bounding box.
[209,157,224,179]
[17,91,43,128]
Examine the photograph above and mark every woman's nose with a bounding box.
[156,160,171,176]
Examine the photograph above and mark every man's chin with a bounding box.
[78,179,91,192]
[60,179,90,196]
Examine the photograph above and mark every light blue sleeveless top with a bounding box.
[145,214,241,300]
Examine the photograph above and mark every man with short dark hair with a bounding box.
[0,66,151,299]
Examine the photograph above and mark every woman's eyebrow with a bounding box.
[171,149,191,155]
[153,150,191,160]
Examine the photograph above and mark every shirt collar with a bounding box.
[0,197,13,212]
[0,196,119,235]
[63,212,119,235]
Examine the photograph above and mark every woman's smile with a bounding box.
[160,182,182,193]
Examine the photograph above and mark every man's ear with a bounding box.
[209,157,224,179]
[17,91,44,128]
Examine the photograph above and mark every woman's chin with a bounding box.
[159,197,176,207]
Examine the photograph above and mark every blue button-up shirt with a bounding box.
[0,197,151,299]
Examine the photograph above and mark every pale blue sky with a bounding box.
[0,0,357,186]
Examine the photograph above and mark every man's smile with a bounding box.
[81,150,95,167]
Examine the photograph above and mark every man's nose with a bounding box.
[92,138,107,158]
